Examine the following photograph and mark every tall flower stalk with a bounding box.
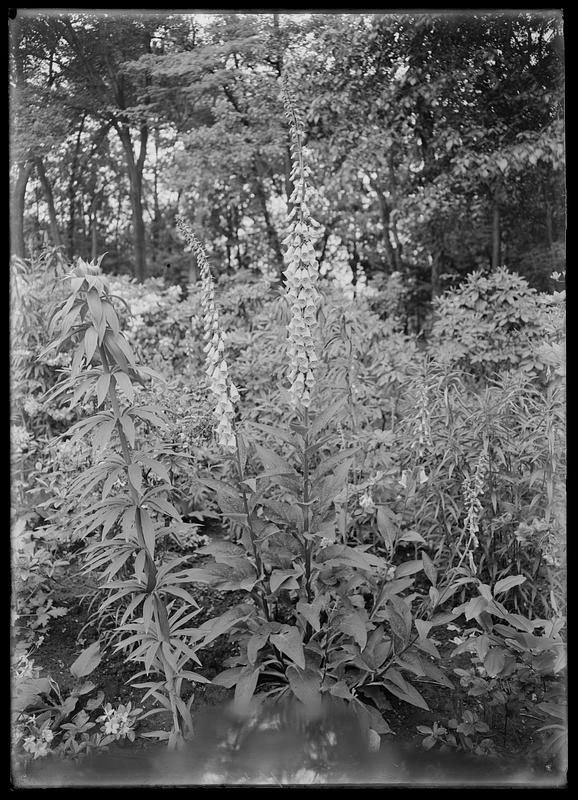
[458,445,489,570]
[281,70,320,410]
[175,215,239,452]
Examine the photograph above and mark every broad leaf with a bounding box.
[70,642,102,679]
[270,626,305,670]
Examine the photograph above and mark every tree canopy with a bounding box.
[9,10,564,312]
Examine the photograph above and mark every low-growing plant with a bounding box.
[448,576,566,753]
[12,517,70,641]
[417,711,495,757]
[12,640,143,763]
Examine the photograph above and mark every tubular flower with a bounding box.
[176,215,239,451]
[462,447,489,554]
[281,70,320,409]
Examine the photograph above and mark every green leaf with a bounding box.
[70,642,102,679]
[114,371,135,404]
[312,448,359,484]
[212,666,244,688]
[296,596,324,633]
[383,669,429,710]
[286,665,322,713]
[338,611,369,649]
[397,530,427,545]
[128,463,143,494]
[120,414,136,447]
[83,326,98,363]
[484,648,506,677]
[198,606,254,648]
[270,626,305,669]
[421,551,437,587]
[464,595,489,620]
[376,506,398,550]
[247,633,269,664]
[254,444,295,476]
[309,398,346,438]
[270,569,301,593]
[86,288,103,324]
[234,666,260,713]
[493,575,526,596]
[395,560,423,578]
[352,698,392,735]
[138,508,156,559]
[95,372,111,407]
[251,422,297,447]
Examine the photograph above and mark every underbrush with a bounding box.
[11,171,565,782]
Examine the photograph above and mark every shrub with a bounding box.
[431,267,565,380]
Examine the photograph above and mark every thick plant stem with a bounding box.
[97,341,183,741]
[234,430,270,621]
[302,408,314,603]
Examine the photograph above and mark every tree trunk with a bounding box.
[35,157,62,249]
[116,124,148,282]
[431,252,441,301]
[491,185,501,271]
[10,160,34,259]
[374,183,402,272]
[68,117,86,260]
[253,173,284,274]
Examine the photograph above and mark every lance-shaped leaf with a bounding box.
[287,665,322,713]
[254,444,296,476]
[383,667,429,710]
[247,632,269,664]
[198,605,254,648]
[234,666,261,714]
[270,626,305,670]
[309,398,346,438]
[493,575,526,596]
[352,697,392,735]
[376,506,399,551]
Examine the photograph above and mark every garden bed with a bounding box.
[12,536,565,788]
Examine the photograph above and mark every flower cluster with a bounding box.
[22,722,54,759]
[281,70,320,409]
[96,702,139,740]
[411,379,432,461]
[176,215,239,451]
[462,447,489,555]
[11,423,31,454]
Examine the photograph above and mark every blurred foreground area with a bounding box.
[14,696,564,787]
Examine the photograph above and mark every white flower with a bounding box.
[96,703,137,739]
[176,216,238,452]
[281,71,320,409]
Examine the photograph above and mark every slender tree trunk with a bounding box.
[253,173,284,273]
[68,118,86,260]
[10,160,34,259]
[491,183,501,271]
[374,183,402,272]
[34,157,62,249]
[491,201,501,271]
[431,252,441,300]
[151,128,161,266]
[116,124,148,282]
